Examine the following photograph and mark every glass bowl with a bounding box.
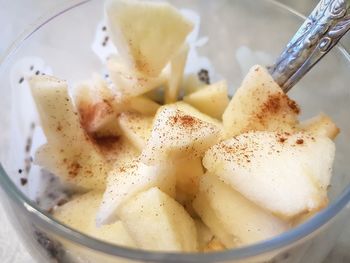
[0,0,349,262]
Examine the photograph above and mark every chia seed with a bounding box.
[198,69,210,84]
[20,178,28,186]
[34,230,64,262]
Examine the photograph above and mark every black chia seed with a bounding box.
[25,137,32,153]
[20,178,28,186]
[198,69,210,84]
[34,230,64,261]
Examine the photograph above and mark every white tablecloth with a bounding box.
[0,1,349,262]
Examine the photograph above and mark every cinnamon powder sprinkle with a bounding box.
[94,135,120,150]
[296,139,304,145]
[20,178,28,186]
[78,101,114,134]
[263,94,282,114]
[170,114,198,128]
[279,137,287,143]
[68,162,82,178]
[287,99,300,114]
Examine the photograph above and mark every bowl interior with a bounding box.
[0,0,349,260]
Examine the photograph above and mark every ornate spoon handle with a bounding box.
[269,0,350,93]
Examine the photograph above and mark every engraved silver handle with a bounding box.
[269,0,350,93]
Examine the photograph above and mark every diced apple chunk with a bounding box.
[174,157,203,198]
[184,80,229,119]
[96,160,175,225]
[95,137,139,166]
[105,0,193,77]
[222,65,300,137]
[124,96,160,116]
[299,113,340,140]
[193,174,288,247]
[53,191,136,247]
[30,75,85,144]
[119,187,198,252]
[203,131,335,219]
[74,74,117,135]
[183,73,206,96]
[193,193,236,248]
[118,112,153,151]
[172,101,224,130]
[74,73,160,137]
[194,219,215,251]
[30,75,109,189]
[140,106,222,165]
[107,56,167,97]
[35,143,108,190]
[165,43,189,103]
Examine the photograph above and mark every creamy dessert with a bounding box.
[28,0,339,253]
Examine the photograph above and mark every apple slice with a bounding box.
[174,157,204,198]
[35,143,109,190]
[74,75,116,135]
[299,113,340,140]
[193,174,288,247]
[172,101,224,130]
[96,160,176,225]
[203,131,335,219]
[184,80,229,119]
[165,43,189,103]
[123,96,160,116]
[222,65,300,137]
[183,73,206,96]
[119,187,197,252]
[30,75,86,145]
[140,106,222,165]
[30,75,109,189]
[107,56,167,98]
[194,219,215,251]
[105,0,193,77]
[117,112,153,151]
[193,193,235,248]
[95,136,139,166]
[53,191,136,247]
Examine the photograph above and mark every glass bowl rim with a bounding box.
[0,0,349,261]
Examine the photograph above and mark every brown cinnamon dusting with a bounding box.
[56,123,62,132]
[287,99,300,114]
[78,101,114,133]
[263,94,282,114]
[94,135,120,152]
[20,178,28,186]
[279,137,287,143]
[296,139,304,145]
[134,49,152,75]
[170,114,198,128]
[253,92,300,129]
[68,162,82,178]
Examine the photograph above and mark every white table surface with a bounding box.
[0,0,349,262]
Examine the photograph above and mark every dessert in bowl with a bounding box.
[0,0,349,262]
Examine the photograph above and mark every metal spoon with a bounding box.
[269,0,350,93]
